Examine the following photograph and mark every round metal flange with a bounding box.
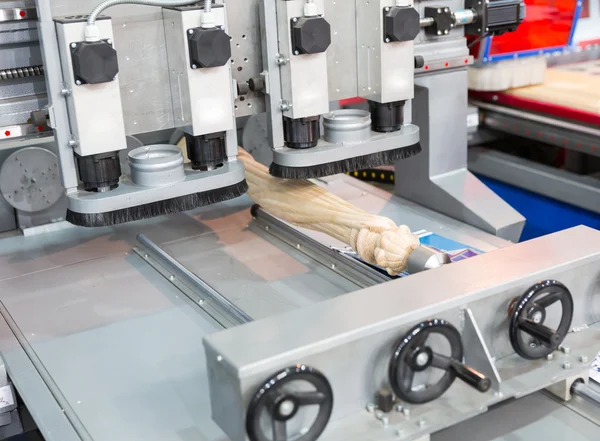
[323,109,371,144]
[128,144,185,187]
[0,147,62,213]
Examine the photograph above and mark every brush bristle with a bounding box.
[269,143,422,179]
[67,180,248,228]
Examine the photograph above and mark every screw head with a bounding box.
[71,42,77,49]
[560,345,571,354]
[437,8,442,13]
[292,17,298,23]
[444,29,449,35]
[562,361,572,370]
[579,355,589,363]
[385,38,390,43]
[75,80,82,86]
[294,50,299,55]
[107,39,112,45]
[437,30,442,35]
[191,64,198,69]
[385,7,390,11]
[188,29,195,35]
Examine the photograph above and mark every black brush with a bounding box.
[67,180,248,228]
[269,143,422,180]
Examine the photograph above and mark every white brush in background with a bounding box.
[469,56,547,91]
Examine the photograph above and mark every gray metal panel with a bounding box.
[469,148,600,215]
[204,226,600,371]
[395,70,525,241]
[434,391,600,441]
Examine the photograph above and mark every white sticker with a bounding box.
[467,112,480,128]
[0,386,14,409]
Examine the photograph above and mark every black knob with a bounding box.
[389,319,491,404]
[450,359,491,393]
[414,55,425,69]
[509,280,574,360]
[246,365,333,441]
[377,388,395,413]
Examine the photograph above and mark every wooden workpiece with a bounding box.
[238,148,420,275]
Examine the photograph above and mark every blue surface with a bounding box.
[478,176,600,242]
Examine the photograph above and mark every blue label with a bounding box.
[418,233,483,263]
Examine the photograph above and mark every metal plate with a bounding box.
[0,146,62,212]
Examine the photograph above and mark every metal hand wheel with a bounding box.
[509,280,574,360]
[246,365,333,441]
[389,319,491,404]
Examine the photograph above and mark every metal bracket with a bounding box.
[462,308,502,391]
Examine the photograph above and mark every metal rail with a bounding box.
[250,205,390,288]
[136,234,253,326]
[572,381,600,407]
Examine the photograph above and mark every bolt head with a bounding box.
[381,415,389,426]
[71,42,77,49]
[375,410,384,420]
[188,29,195,35]
[437,30,442,35]
[546,353,554,361]
[579,355,589,363]
[192,64,198,69]
[75,80,82,86]
[395,404,403,412]
[562,361,572,370]
[402,407,410,417]
[444,29,449,34]
[437,8,442,13]
[366,403,376,413]
[107,39,112,45]
[418,419,426,428]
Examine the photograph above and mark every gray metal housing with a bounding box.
[204,226,600,441]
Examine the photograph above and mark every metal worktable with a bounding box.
[0,176,596,441]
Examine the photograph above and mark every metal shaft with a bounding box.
[0,65,44,81]
[136,234,253,325]
[571,381,600,406]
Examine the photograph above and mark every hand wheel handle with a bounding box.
[246,365,333,441]
[509,280,574,360]
[388,319,491,405]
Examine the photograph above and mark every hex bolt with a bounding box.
[385,7,390,11]
[402,407,410,418]
[375,410,384,420]
[366,403,376,413]
[75,80,82,86]
[385,38,390,43]
[188,29,194,35]
[437,30,442,35]
[61,87,71,97]
[563,361,571,370]
[579,355,589,363]
[546,353,554,361]
[381,415,389,426]
[275,53,288,65]
[560,345,571,354]
[70,43,77,49]
[191,64,198,69]
[279,101,292,111]
[444,29,449,35]
[107,39,112,45]
[395,429,404,437]
[395,404,403,413]
[418,419,426,428]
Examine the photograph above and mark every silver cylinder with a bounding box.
[407,246,452,274]
[323,109,371,144]
[128,145,185,187]
[453,9,476,26]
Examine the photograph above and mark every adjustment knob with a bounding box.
[388,319,491,404]
[246,365,333,441]
[509,280,574,360]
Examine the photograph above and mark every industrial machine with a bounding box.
[0,1,599,441]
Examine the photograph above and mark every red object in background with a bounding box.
[487,0,578,56]
[580,0,590,18]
